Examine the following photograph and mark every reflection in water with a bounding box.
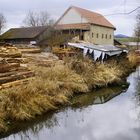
[133,67,140,120]
[1,111,59,139]
[2,86,127,140]
[1,67,140,140]
[71,86,127,108]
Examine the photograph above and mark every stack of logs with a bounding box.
[0,46,35,89]
[0,46,22,58]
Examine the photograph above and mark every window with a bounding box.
[106,34,107,39]
[96,33,99,38]
[102,34,104,39]
[110,35,112,39]
[80,34,84,40]
[92,33,94,38]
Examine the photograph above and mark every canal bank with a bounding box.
[0,52,139,133]
[1,66,140,140]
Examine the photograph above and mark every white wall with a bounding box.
[57,8,88,24]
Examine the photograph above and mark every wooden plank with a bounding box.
[0,58,27,64]
[19,48,41,53]
[0,63,20,73]
[0,71,35,84]
[0,53,22,58]
[0,77,35,89]
[0,69,31,78]
[0,71,19,78]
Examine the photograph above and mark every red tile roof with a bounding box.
[73,6,115,29]
[56,23,90,30]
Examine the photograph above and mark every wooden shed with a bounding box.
[0,26,48,45]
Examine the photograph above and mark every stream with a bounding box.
[1,67,140,140]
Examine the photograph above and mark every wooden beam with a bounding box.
[0,53,22,58]
[0,77,35,89]
[0,58,28,64]
[0,63,20,73]
[0,71,35,84]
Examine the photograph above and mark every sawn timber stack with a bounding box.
[0,46,35,89]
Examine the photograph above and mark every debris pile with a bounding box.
[0,46,35,89]
[23,52,61,67]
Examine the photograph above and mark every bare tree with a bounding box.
[23,11,53,27]
[134,10,140,49]
[39,11,50,26]
[0,13,6,34]
[48,19,55,26]
[23,11,39,27]
[43,29,75,50]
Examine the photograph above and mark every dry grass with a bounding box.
[36,64,89,94]
[127,51,140,66]
[65,56,122,88]
[0,53,139,132]
[0,112,7,132]
[0,63,88,132]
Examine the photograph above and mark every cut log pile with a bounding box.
[0,46,35,89]
[0,46,22,58]
[14,44,42,54]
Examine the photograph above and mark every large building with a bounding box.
[55,6,116,45]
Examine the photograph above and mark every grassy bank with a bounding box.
[0,52,139,132]
[115,37,140,43]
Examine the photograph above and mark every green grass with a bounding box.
[115,37,140,43]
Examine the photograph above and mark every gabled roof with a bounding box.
[56,6,116,29]
[0,26,47,39]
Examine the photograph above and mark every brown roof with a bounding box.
[56,23,90,30]
[56,6,116,29]
[1,26,47,39]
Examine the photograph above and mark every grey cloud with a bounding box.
[0,0,140,35]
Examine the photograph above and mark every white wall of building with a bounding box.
[57,8,88,24]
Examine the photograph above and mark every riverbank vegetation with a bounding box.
[0,52,139,132]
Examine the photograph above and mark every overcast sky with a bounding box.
[0,0,140,36]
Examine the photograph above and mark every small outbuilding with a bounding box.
[0,26,48,45]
